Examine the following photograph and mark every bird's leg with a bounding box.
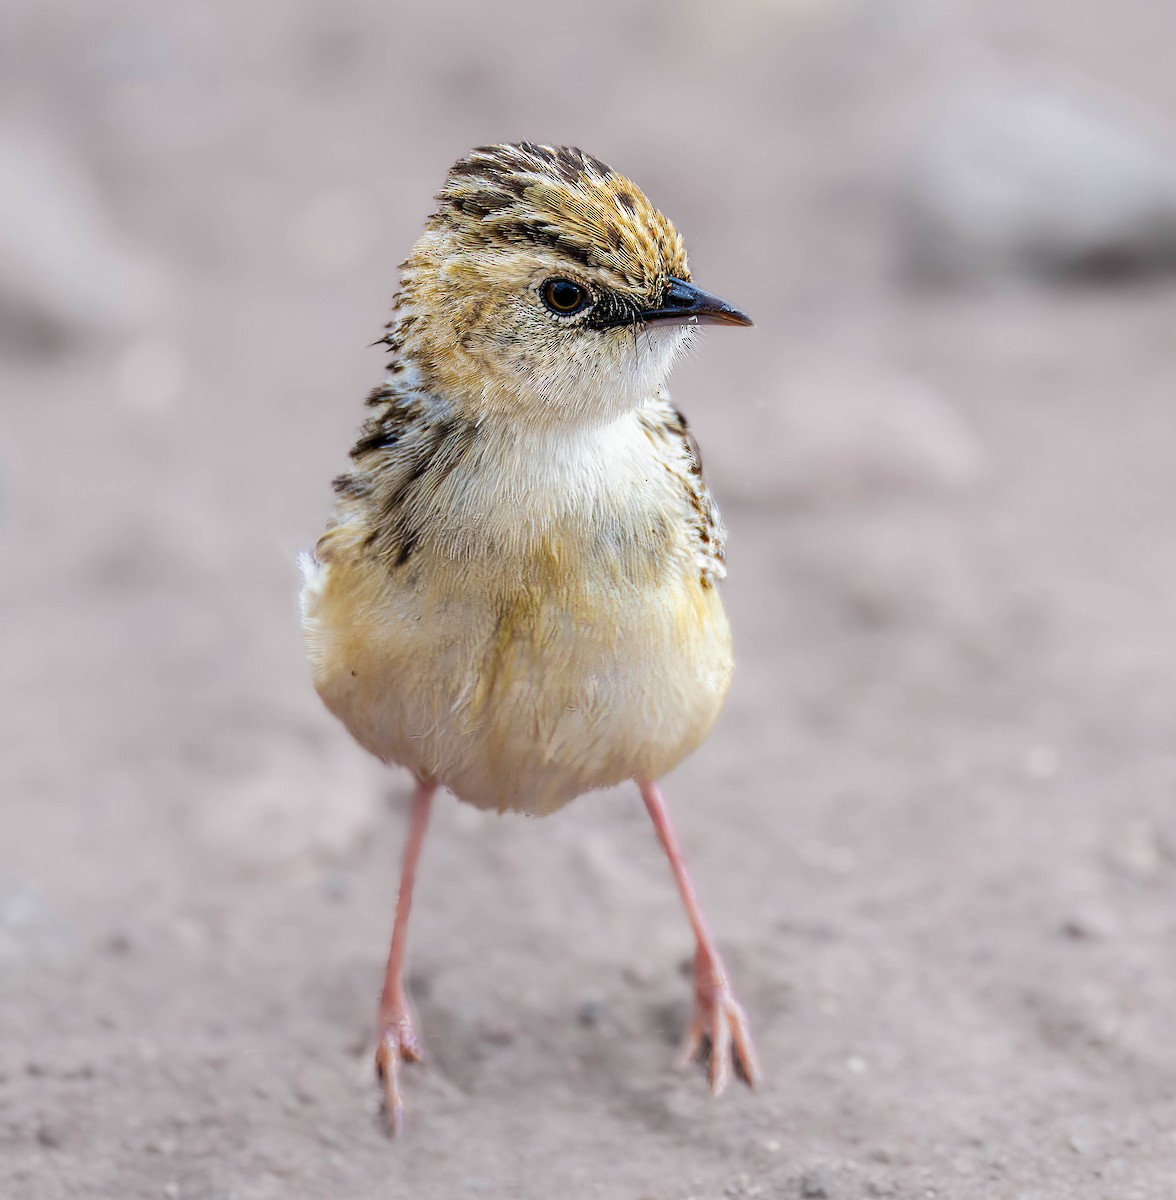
[375,778,435,1136]
[639,779,761,1094]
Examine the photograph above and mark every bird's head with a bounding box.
[388,143,752,427]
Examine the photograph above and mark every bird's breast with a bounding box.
[302,409,732,813]
[304,540,730,817]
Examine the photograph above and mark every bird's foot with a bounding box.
[374,998,423,1137]
[679,948,761,1094]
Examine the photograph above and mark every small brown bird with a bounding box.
[301,143,759,1133]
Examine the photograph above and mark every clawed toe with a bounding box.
[679,952,761,1094]
[374,1016,423,1136]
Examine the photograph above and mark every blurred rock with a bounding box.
[1023,743,1061,782]
[901,79,1176,283]
[0,120,161,351]
[1059,906,1120,942]
[1105,819,1164,883]
[0,882,73,971]
[709,361,985,505]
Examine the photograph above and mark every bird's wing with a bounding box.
[638,394,727,585]
[325,377,471,568]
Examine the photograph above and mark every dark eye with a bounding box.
[541,278,591,315]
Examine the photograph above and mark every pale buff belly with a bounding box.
[301,548,733,815]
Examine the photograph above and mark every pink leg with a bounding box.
[375,778,435,1135]
[640,779,761,1094]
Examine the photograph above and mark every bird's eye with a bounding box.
[541,278,591,316]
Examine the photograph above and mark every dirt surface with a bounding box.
[4,3,1176,1197]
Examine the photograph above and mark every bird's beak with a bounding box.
[639,277,753,328]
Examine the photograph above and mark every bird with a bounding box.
[300,142,760,1134]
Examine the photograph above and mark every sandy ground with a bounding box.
[4,2,1176,1197]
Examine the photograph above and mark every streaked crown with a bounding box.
[431,142,690,299]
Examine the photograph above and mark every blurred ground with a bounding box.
[3,2,1176,1198]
